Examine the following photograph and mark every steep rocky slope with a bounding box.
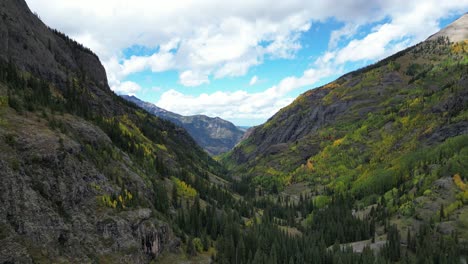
[0,109,177,263]
[122,95,245,156]
[224,16,468,235]
[222,15,468,253]
[0,0,111,111]
[0,0,226,263]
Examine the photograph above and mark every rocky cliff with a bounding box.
[0,0,107,87]
[0,112,177,263]
[0,0,223,262]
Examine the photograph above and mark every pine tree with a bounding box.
[202,233,209,251]
[439,203,445,222]
[153,181,169,214]
[237,237,245,264]
[186,237,196,256]
[172,184,178,208]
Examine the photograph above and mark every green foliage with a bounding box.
[313,195,331,209]
[228,39,468,201]
[387,61,401,71]
[186,237,196,256]
[99,189,134,209]
[172,177,197,198]
[153,181,169,214]
[406,63,422,76]
[212,38,467,264]
[381,224,400,261]
[1,22,466,264]
[0,96,7,108]
[192,237,203,253]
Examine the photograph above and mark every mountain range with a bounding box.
[0,1,467,263]
[121,95,245,156]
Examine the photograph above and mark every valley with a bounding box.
[121,95,245,156]
[0,1,467,263]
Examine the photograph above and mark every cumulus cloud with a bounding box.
[153,0,467,121]
[25,0,468,121]
[179,70,210,87]
[100,14,309,86]
[315,0,468,73]
[157,66,334,119]
[112,81,142,95]
[24,0,383,88]
[328,23,359,49]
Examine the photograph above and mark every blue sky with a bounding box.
[27,0,468,126]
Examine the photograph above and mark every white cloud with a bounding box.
[313,0,468,82]
[122,52,175,76]
[249,75,258,86]
[111,81,142,95]
[155,0,467,121]
[20,0,330,88]
[179,70,210,87]
[328,23,359,49]
[157,66,334,119]
[214,56,260,79]
[27,0,468,88]
[334,23,405,64]
[25,0,468,122]
[26,0,468,88]
[104,14,309,85]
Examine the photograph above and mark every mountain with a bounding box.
[122,95,245,156]
[226,14,468,184]
[428,13,468,42]
[1,1,468,263]
[0,1,230,262]
[224,14,468,240]
[237,126,251,132]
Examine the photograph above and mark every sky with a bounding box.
[26,0,468,126]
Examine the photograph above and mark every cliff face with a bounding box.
[123,95,245,155]
[0,0,107,87]
[0,112,177,263]
[0,0,222,263]
[0,0,122,118]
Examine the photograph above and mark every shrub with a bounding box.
[193,237,203,253]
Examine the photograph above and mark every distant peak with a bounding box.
[428,13,468,42]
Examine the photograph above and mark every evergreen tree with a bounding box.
[153,181,169,214]
[186,237,196,256]
[439,203,445,222]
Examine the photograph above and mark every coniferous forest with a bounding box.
[1,54,466,263]
[0,1,467,263]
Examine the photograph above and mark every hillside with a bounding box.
[122,95,245,156]
[226,15,468,190]
[1,1,468,263]
[224,13,468,248]
[0,0,231,262]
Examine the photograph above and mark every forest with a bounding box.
[0,31,467,263]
